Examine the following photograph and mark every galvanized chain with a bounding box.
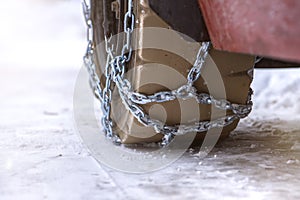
[82,0,103,101]
[111,42,252,118]
[127,42,210,104]
[116,78,253,146]
[82,0,254,146]
[187,42,210,84]
[117,82,249,146]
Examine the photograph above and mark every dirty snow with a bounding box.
[0,0,299,199]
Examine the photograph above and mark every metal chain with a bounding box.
[82,0,254,146]
[82,0,103,101]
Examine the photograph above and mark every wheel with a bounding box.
[85,0,255,145]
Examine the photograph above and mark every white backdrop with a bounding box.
[0,0,299,199]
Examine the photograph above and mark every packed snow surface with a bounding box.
[0,0,299,199]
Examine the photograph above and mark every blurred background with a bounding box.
[0,0,84,69]
[0,0,299,199]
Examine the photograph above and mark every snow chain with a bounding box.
[82,0,253,146]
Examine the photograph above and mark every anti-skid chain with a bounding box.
[82,0,253,146]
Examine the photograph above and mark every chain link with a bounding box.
[187,42,210,83]
[82,0,254,146]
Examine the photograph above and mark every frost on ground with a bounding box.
[0,0,299,200]
[1,68,299,200]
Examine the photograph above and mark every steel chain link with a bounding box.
[82,0,253,146]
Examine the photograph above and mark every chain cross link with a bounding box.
[82,0,254,146]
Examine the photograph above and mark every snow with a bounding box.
[0,0,299,199]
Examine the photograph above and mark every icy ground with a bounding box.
[0,0,299,199]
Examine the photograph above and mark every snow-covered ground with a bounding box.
[0,0,299,199]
